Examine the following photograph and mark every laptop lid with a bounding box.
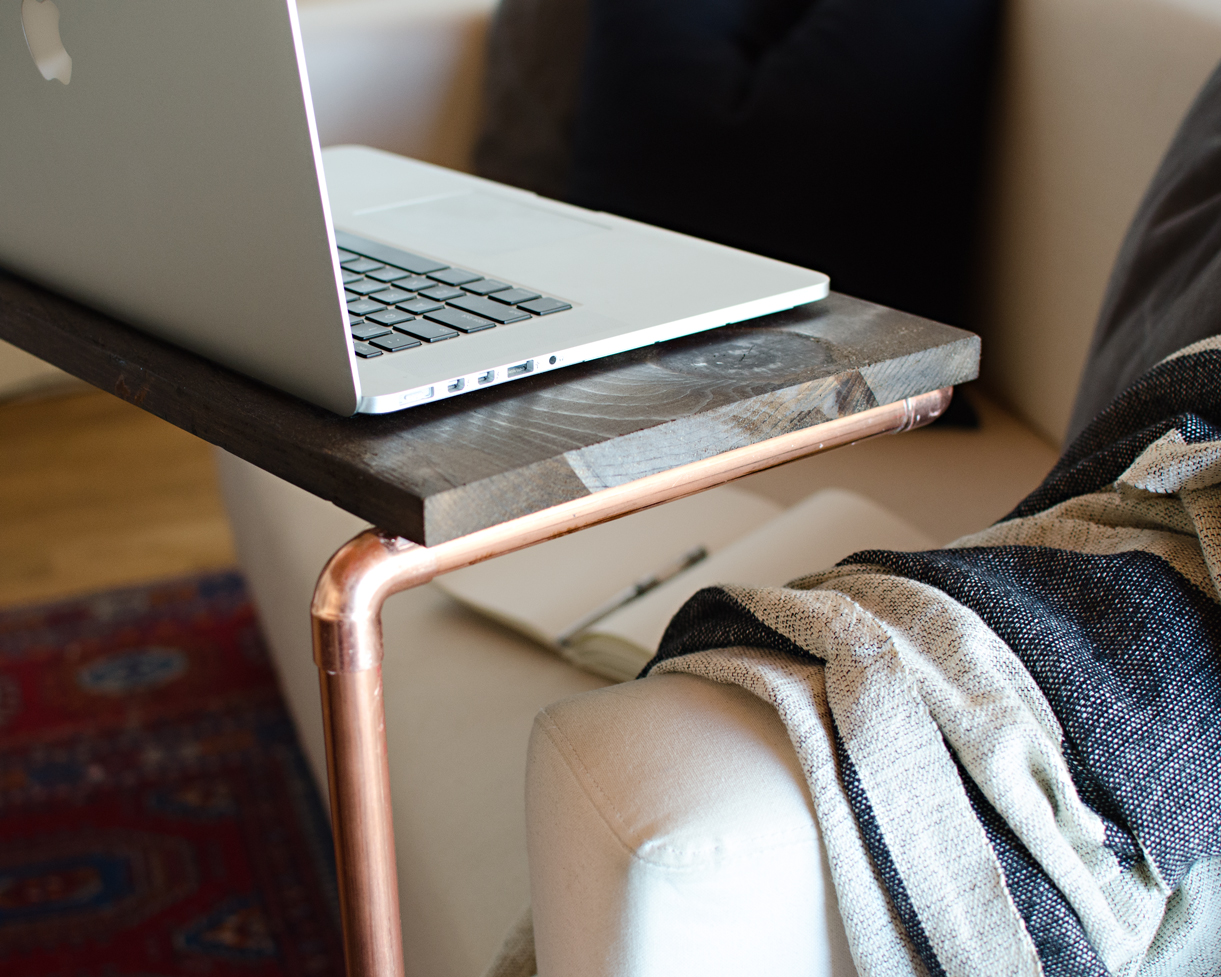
[0,0,360,414]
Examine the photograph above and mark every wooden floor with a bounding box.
[0,387,237,608]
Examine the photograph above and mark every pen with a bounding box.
[556,545,708,645]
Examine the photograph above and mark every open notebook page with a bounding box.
[567,489,935,679]
[433,485,782,651]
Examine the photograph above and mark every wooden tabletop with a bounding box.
[1,270,978,545]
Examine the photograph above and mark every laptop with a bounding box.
[2,0,829,416]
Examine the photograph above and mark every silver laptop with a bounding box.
[1,0,829,416]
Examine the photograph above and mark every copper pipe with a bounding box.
[318,667,404,977]
[311,386,950,976]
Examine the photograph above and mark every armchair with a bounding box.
[212,0,1221,974]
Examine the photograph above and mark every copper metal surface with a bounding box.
[310,386,951,976]
[318,667,405,977]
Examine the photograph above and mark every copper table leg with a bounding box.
[309,388,951,977]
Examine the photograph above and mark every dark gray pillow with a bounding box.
[1067,61,1221,443]
[475,0,1001,332]
[473,0,588,202]
[563,0,1001,330]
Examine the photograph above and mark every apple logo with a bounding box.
[21,0,72,85]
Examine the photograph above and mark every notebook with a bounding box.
[436,487,935,680]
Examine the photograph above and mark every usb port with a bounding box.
[507,360,534,378]
[477,370,495,385]
[447,378,465,393]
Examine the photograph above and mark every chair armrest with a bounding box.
[527,672,858,977]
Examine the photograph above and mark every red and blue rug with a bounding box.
[0,572,344,976]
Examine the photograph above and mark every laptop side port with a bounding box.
[507,360,534,378]
[477,370,495,385]
[447,378,465,393]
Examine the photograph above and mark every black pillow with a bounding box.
[565,0,1002,328]
[475,0,590,203]
[1066,61,1221,443]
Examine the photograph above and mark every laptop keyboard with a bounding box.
[333,231,572,360]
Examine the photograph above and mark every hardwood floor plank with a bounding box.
[0,388,236,608]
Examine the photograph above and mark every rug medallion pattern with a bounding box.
[0,572,343,975]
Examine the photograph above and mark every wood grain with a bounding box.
[0,270,979,544]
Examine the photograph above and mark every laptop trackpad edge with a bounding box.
[359,191,609,258]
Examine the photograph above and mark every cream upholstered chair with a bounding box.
[212,0,1221,974]
[521,2,1221,974]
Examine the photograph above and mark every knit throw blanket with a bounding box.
[643,337,1221,977]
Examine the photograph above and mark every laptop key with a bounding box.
[342,258,385,274]
[419,285,464,302]
[394,275,434,292]
[489,287,541,305]
[366,308,416,327]
[519,296,572,315]
[367,266,410,283]
[346,278,392,296]
[382,256,447,276]
[370,333,422,352]
[334,231,450,276]
[428,268,482,287]
[341,269,363,284]
[337,248,360,262]
[425,308,497,334]
[464,279,511,295]
[347,298,386,316]
[368,287,413,305]
[396,297,444,315]
[448,295,532,323]
[353,341,384,358]
[351,322,393,341]
[397,321,459,343]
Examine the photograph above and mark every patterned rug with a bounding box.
[0,572,344,976]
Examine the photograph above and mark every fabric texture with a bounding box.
[644,337,1221,976]
[1067,59,1221,442]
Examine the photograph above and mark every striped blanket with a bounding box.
[644,337,1221,977]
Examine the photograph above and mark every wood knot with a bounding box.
[113,376,149,406]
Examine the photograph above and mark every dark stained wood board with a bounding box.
[0,269,979,544]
